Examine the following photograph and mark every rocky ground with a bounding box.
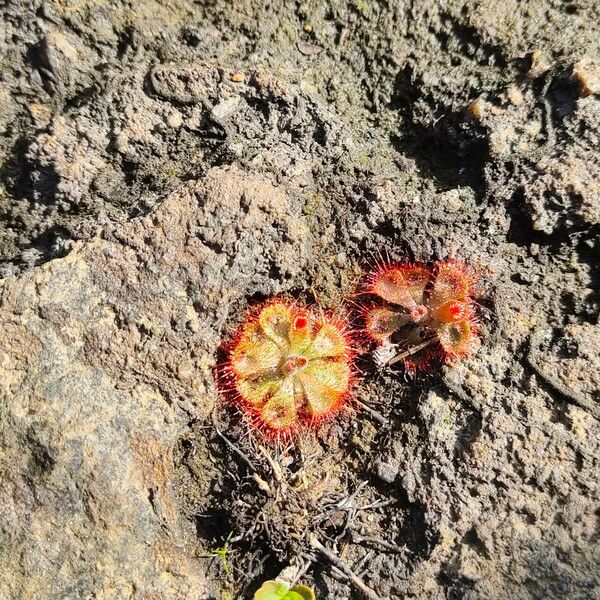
[0,1,598,599]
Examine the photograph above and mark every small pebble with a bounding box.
[297,41,322,56]
[165,112,182,128]
[374,459,399,484]
[177,361,194,381]
[528,49,551,79]
[507,85,524,105]
[440,188,463,212]
[573,58,600,97]
[211,97,239,120]
[466,97,485,120]
[335,252,346,267]
[186,319,199,332]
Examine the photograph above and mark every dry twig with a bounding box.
[211,410,257,471]
[354,398,387,425]
[309,535,383,600]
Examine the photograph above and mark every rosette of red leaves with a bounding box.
[220,300,354,437]
[363,260,480,371]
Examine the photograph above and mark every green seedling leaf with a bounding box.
[254,580,285,600]
[289,584,316,600]
[254,581,316,600]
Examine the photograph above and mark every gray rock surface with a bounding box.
[0,167,310,599]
